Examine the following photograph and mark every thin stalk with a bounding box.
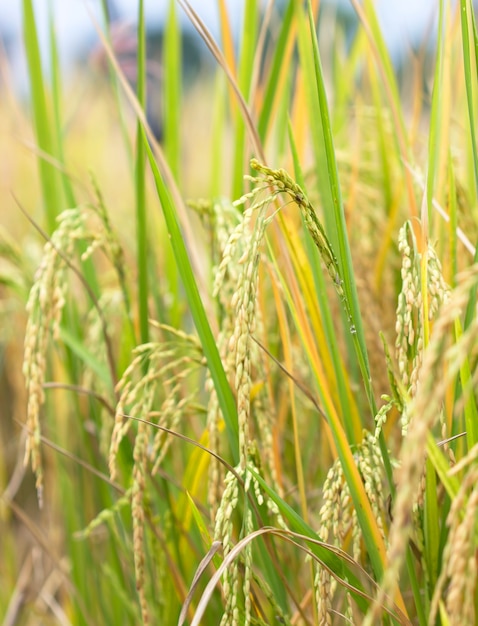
[136,0,149,346]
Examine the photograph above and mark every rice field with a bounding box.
[1,1,478,625]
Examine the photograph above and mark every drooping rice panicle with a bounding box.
[395,221,451,433]
[22,194,132,506]
[108,329,203,480]
[22,208,99,504]
[132,418,149,625]
[430,464,478,625]
[214,470,240,625]
[315,431,386,623]
[249,159,355,330]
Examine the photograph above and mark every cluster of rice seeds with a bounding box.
[315,433,386,623]
[395,222,423,406]
[212,463,286,626]
[357,433,386,538]
[205,379,224,519]
[372,397,396,443]
[188,200,252,518]
[215,186,276,471]
[22,195,129,506]
[210,160,364,624]
[108,346,155,480]
[395,221,450,433]
[132,418,149,625]
[242,509,253,625]
[75,489,131,540]
[213,471,240,625]
[249,159,355,333]
[206,200,244,517]
[210,163,381,622]
[222,195,272,625]
[249,391,281,495]
[149,391,194,474]
[107,329,204,620]
[212,199,247,315]
[430,464,478,624]
[371,335,405,443]
[211,187,295,623]
[315,459,347,625]
[210,189,291,499]
[23,207,100,506]
[108,333,203,479]
[245,459,290,551]
[365,265,478,624]
[314,431,386,624]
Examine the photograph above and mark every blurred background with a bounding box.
[0,0,441,96]
[1,2,477,624]
[0,0,445,190]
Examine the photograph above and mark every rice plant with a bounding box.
[1,0,478,624]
